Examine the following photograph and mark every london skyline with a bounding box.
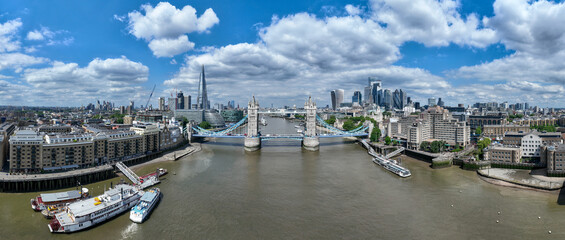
[1,0,564,108]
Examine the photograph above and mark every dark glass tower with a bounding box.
[197,65,209,109]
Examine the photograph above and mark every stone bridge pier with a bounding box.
[244,96,261,151]
[302,96,319,151]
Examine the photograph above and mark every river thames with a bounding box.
[1,117,565,239]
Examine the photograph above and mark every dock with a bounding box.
[115,162,160,189]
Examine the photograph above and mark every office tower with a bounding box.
[352,91,362,104]
[371,81,381,105]
[158,97,165,111]
[168,97,176,111]
[129,101,134,110]
[437,98,445,107]
[184,95,191,110]
[227,100,235,109]
[177,91,185,109]
[407,97,412,105]
[330,89,345,110]
[196,65,209,110]
[363,86,373,103]
[393,89,401,109]
[399,89,407,108]
[428,97,436,107]
[525,102,529,110]
[331,90,337,110]
[383,89,392,109]
[364,86,372,104]
[414,102,421,109]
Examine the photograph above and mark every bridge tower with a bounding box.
[244,96,261,151]
[302,96,319,151]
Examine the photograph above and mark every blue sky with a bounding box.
[0,0,564,108]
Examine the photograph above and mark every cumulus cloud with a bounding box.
[449,0,565,106]
[0,18,22,52]
[371,0,498,48]
[0,53,48,72]
[148,35,195,57]
[21,56,149,105]
[126,2,219,57]
[345,5,361,15]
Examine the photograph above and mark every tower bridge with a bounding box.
[186,96,370,151]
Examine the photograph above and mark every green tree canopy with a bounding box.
[475,126,482,135]
[198,121,212,129]
[325,115,336,125]
[384,136,391,145]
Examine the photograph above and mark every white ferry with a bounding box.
[130,188,161,223]
[48,184,143,233]
[372,156,411,178]
[260,117,268,126]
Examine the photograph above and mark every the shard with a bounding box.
[196,65,209,109]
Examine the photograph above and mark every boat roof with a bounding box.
[64,184,138,217]
[140,190,158,202]
[40,190,81,203]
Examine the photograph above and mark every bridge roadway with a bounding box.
[193,133,368,139]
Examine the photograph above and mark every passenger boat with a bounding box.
[48,184,143,233]
[130,188,161,223]
[31,188,89,211]
[260,117,268,126]
[372,156,411,178]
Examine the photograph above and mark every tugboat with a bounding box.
[130,188,161,223]
[48,184,142,233]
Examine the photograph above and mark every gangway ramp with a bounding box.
[116,162,141,185]
[386,147,405,158]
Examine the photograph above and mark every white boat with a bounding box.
[48,184,143,233]
[260,117,267,126]
[296,129,303,133]
[130,188,161,223]
[294,125,300,128]
[31,188,89,212]
[372,156,411,178]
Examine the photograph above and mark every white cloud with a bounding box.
[113,14,126,22]
[0,53,48,71]
[450,0,565,106]
[20,56,149,105]
[148,35,195,57]
[345,5,361,15]
[26,30,44,40]
[126,2,219,57]
[0,18,22,52]
[370,0,498,48]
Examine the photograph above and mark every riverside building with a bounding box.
[403,106,470,150]
[8,123,175,173]
[482,124,531,139]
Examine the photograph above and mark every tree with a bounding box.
[198,121,212,129]
[475,126,482,135]
[370,127,381,142]
[179,116,189,128]
[342,120,356,131]
[420,141,430,151]
[430,141,443,153]
[325,115,336,125]
[384,136,391,145]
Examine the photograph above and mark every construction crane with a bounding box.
[145,84,156,111]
